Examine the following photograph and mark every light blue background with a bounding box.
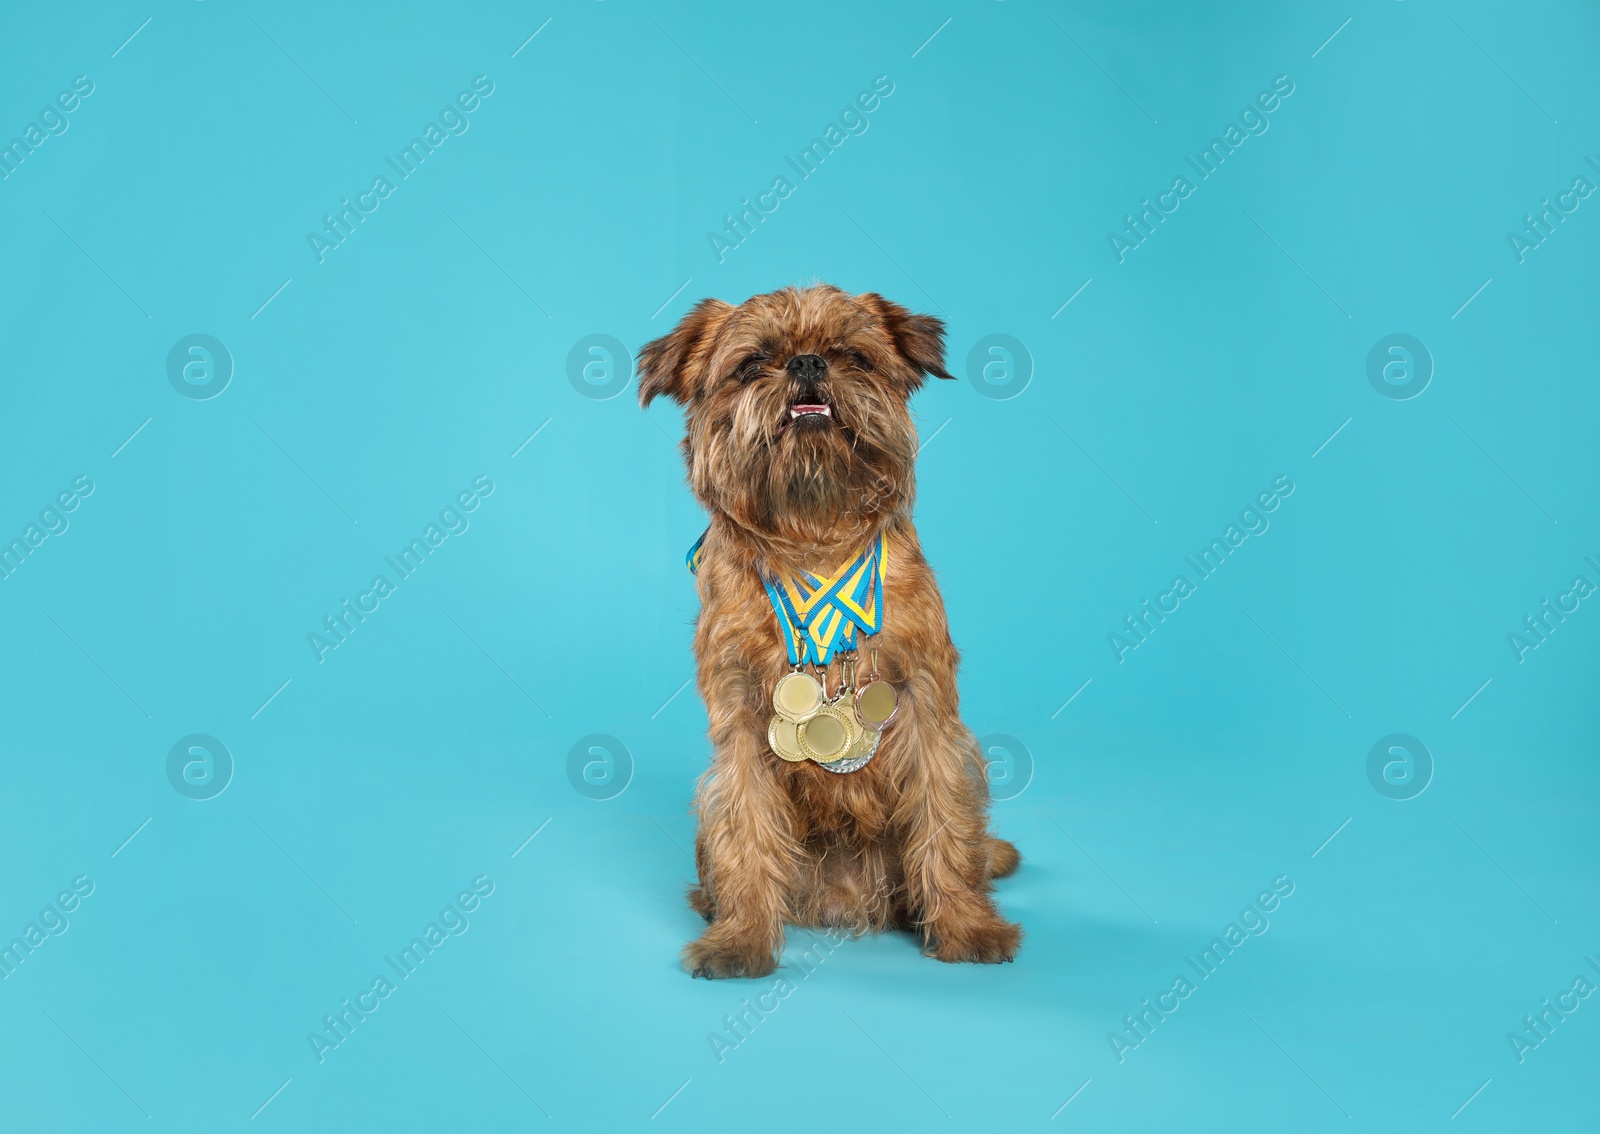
[2,1,1597,1130]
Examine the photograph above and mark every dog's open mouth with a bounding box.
[781,401,845,437]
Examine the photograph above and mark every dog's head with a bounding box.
[638,285,953,543]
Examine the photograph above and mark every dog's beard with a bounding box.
[766,427,870,527]
[695,384,915,549]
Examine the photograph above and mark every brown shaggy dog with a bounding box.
[640,284,1022,979]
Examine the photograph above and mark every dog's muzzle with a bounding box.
[786,355,833,426]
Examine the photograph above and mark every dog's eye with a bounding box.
[734,354,769,384]
[847,350,874,372]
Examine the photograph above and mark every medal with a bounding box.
[854,681,897,729]
[819,728,879,774]
[773,670,824,722]
[821,688,881,773]
[843,698,877,759]
[853,651,898,731]
[854,682,897,729]
[767,715,807,762]
[798,702,857,763]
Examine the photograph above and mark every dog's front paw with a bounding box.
[683,930,778,979]
[926,915,1022,965]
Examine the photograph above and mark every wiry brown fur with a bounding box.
[641,284,1022,978]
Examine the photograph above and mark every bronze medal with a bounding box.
[773,671,824,722]
[854,679,898,731]
[768,715,807,762]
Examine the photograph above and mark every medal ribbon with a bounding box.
[685,529,887,665]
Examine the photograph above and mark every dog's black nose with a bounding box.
[787,354,826,381]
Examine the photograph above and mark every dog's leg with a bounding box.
[687,829,715,922]
[683,706,799,979]
[892,681,1022,963]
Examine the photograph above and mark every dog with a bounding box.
[639,284,1021,979]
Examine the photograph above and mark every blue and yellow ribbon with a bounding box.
[686,529,886,665]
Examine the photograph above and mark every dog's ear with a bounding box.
[861,293,955,384]
[637,298,733,408]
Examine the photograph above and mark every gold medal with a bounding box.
[797,702,857,763]
[821,725,879,774]
[773,671,824,722]
[767,715,807,762]
[854,680,898,731]
[844,719,877,760]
